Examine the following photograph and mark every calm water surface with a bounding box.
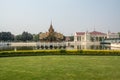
[0,43,113,51]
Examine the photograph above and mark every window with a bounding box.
[77,36,81,41]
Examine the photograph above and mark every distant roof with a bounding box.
[109,32,117,34]
[65,36,70,41]
[75,31,106,36]
[90,31,106,35]
[76,32,85,35]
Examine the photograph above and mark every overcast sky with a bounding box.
[0,0,120,35]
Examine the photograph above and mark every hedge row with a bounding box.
[0,50,120,57]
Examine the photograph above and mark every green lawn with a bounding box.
[0,56,120,80]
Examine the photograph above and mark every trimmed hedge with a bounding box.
[0,50,120,57]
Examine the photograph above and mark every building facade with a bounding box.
[74,30,119,49]
[107,31,119,39]
[74,31,107,43]
[39,23,65,42]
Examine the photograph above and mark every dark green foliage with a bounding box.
[0,50,120,57]
[0,32,14,41]
[15,35,22,41]
[15,31,33,42]
[60,50,66,54]
[33,34,39,41]
[118,32,120,38]
[21,31,33,41]
[0,31,40,42]
[69,36,74,41]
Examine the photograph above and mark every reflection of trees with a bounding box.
[49,45,53,49]
[58,45,62,49]
[45,45,48,49]
[90,45,99,50]
[41,45,44,49]
[63,45,66,49]
[54,46,58,49]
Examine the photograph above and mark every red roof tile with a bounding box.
[76,32,85,35]
[90,31,106,35]
[76,31,106,35]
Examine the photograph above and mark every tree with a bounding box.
[69,36,74,41]
[0,32,14,41]
[33,34,39,42]
[15,31,33,42]
[15,35,22,41]
[21,31,33,41]
[118,32,120,38]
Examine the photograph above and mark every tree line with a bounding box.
[0,31,39,42]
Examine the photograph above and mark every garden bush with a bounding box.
[0,50,120,57]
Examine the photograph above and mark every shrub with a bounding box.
[0,50,120,57]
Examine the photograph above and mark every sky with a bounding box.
[0,0,120,35]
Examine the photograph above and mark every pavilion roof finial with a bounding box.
[49,21,54,33]
[94,25,96,31]
[51,20,52,25]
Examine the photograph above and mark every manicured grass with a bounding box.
[0,56,120,80]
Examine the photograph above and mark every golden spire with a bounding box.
[49,21,54,33]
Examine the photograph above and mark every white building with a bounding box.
[74,31,107,49]
[74,31,107,43]
[107,31,119,38]
[74,30,120,49]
